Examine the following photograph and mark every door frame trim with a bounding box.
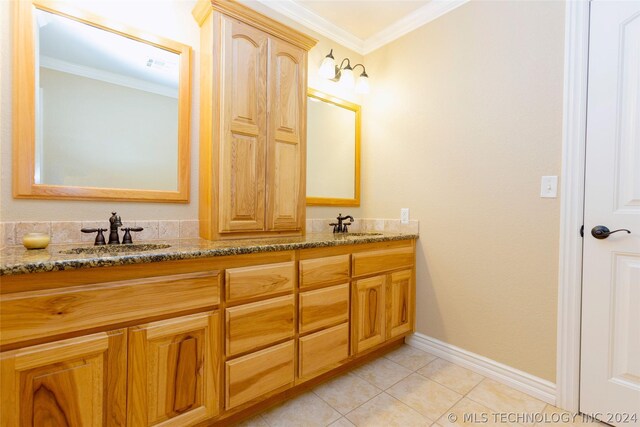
[556,0,590,412]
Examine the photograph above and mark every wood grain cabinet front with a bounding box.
[352,276,386,354]
[352,246,414,278]
[299,323,349,379]
[0,270,221,347]
[265,36,306,232]
[0,329,127,427]
[387,270,414,339]
[197,5,316,240]
[0,236,417,425]
[225,340,295,410]
[299,254,350,289]
[127,311,220,427]
[299,283,349,334]
[225,294,295,357]
[225,261,295,304]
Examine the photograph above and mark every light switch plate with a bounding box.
[540,176,558,198]
[401,208,410,224]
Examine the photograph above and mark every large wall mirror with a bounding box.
[13,0,191,202]
[306,89,360,206]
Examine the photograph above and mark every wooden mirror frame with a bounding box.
[13,0,192,203]
[306,88,361,207]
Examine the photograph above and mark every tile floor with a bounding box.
[236,344,603,427]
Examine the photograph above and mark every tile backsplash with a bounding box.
[0,218,419,248]
[305,218,419,235]
[1,220,199,248]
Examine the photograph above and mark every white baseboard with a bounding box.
[406,333,556,405]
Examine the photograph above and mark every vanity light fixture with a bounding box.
[319,49,370,94]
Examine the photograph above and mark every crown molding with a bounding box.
[247,0,469,55]
[362,0,470,54]
[246,0,363,53]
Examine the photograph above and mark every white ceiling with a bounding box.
[249,0,469,54]
[300,1,429,40]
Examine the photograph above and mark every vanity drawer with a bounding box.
[299,323,349,379]
[225,340,295,409]
[299,283,349,334]
[225,262,295,304]
[299,255,350,288]
[352,246,414,277]
[0,271,221,347]
[225,295,295,356]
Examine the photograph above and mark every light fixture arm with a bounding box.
[338,58,352,70]
[352,63,368,77]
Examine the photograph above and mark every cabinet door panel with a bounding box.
[226,294,295,356]
[352,246,414,278]
[226,261,295,304]
[299,283,349,334]
[128,312,219,426]
[353,276,386,354]
[0,330,126,427]
[1,270,220,347]
[299,323,349,379]
[219,17,268,232]
[299,254,350,289]
[225,340,294,409]
[266,38,306,231]
[387,270,414,338]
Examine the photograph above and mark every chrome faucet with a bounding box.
[330,213,354,233]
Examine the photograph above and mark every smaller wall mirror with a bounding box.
[13,0,191,202]
[306,89,360,206]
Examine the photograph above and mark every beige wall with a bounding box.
[360,1,565,381]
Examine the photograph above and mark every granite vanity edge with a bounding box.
[0,233,419,276]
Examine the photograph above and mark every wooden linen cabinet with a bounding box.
[196,0,317,239]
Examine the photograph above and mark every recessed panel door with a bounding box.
[0,330,126,427]
[127,312,219,426]
[581,2,640,423]
[266,37,306,231]
[219,17,268,232]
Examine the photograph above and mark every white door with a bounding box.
[581,1,640,424]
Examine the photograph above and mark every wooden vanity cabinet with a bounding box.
[0,239,416,425]
[195,0,317,240]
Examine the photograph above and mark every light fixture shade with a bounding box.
[356,74,369,94]
[340,67,355,89]
[319,56,336,79]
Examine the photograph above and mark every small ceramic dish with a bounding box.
[22,232,50,250]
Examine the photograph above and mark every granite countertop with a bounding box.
[0,232,418,276]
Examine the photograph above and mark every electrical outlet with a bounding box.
[401,208,410,224]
